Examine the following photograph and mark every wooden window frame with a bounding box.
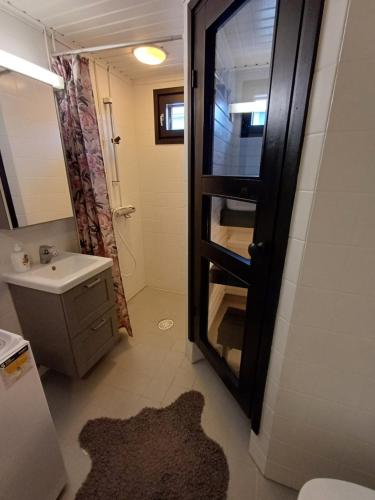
[153,87,184,145]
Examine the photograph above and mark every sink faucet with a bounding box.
[39,245,58,264]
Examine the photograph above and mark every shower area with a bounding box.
[85,43,187,348]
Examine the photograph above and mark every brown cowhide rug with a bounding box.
[75,390,229,499]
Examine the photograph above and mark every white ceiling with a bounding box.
[6,0,185,80]
[5,0,275,81]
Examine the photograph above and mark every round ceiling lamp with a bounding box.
[133,46,167,65]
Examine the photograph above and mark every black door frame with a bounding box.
[188,0,324,433]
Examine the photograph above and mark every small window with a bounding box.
[153,87,184,144]
[240,112,266,138]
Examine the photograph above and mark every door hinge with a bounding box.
[191,69,198,88]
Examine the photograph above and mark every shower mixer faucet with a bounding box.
[112,205,136,218]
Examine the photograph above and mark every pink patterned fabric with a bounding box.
[52,55,132,336]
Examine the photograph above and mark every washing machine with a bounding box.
[0,329,67,500]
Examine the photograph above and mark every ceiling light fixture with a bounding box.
[133,46,167,65]
[0,49,64,90]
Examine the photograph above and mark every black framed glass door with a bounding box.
[189,0,324,428]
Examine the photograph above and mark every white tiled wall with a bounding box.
[134,78,186,293]
[91,62,146,300]
[85,59,195,364]
[91,70,186,296]
[250,0,375,491]
[0,11,79,335]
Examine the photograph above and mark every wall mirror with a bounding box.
[0,69,72,229]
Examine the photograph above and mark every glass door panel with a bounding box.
[206,260,248,378]
[210,0,276,177]
[209,195,256,260]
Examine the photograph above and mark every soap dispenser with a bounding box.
[10,244,31,273]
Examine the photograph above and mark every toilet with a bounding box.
[298,479,375,500]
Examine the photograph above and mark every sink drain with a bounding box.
[158,319,174,331]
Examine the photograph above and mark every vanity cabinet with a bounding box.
[9,268,118,377]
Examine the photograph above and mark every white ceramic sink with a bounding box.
[2,252,113,294]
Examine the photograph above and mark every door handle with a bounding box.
[248,241,266,259]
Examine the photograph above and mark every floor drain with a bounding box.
[158,319,174,331]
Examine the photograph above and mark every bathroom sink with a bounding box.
[2,252,113,294]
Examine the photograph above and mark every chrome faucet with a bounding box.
[39,245,58,264]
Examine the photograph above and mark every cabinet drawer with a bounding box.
[73,306,117,377]
[62,269,115,338]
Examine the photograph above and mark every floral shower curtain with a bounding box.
[52,55,132,336]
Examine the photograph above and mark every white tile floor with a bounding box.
[42,287,297,500]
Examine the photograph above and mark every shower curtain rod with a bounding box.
[52,34,183,57]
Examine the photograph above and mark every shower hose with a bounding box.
[112,211,137,278]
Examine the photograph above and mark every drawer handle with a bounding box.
[91,318,107,331]
[85,277,101,289]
